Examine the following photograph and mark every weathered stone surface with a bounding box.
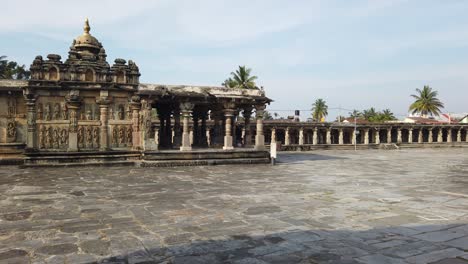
[0,150,467,263]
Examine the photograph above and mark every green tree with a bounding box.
[263,110,273,120]
[409,85,444,117]
[311,98,328,122]
[362,107,377,121]
[0,56,30,80]
[380,109,396,121]
[348,109,362,119]
[222,66,258,89]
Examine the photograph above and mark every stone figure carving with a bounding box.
[69,109,77,132]
[126,126,132,146]
[112,126,118,146]
[37,103,43,120]
[61,103,67,120]
[93,127,99,148]
[53,103,60,120]
[126,105,132,120]
[44,103,51,121]
[53,128,59,148]
[7,122,16,139]
[109,107,114,120]
[118,126,125,145]
[45,127,51,148]
[60,128,68,146]
[86,110,92,120]
[39,126,45,148]
[86,126,93,147]
[145,119,152,137]
[78,126,84,147]
[8,98,16,117]
[118,105,125,120]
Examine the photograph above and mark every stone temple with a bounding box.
[0,19,271,166]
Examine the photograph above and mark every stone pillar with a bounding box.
[243,107,252,146]
[254,105,266,150]
[326,128,332,145]
[457,129,462,142]
[447,128,452,143]
[271,128,276,144]
[351,130,356,145]
[338,129,344,145]
[299,128,304,145]
[206,127,211,147]
[397,128,402,144]
[223,108,235,150]
[173,109,181,148]
[465,128,468,142]
[67,104,80,151]
[130,96,141,150]
[364,129,369,145]
[199,109,208,147]
[375,129,380,144]
[387,128,392,143]
[24,92,37,150]
[408,128,413,144]
[437,128,443,143]
[285,127,290,146]
[428,128,433,143]
[418,128,423,143]
[97,95,110,150]
[313,128,318,145]
[180,102,193,151]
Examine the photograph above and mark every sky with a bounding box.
[2,0,468,120]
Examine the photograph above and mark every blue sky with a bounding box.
[2,0,468,120]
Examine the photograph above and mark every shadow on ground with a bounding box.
[22,224,464,264]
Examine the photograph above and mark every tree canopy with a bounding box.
[311,98,328,122]
[0,56,30,80]
[347,108,397,122]
[409,85,444,117]
[222,66,258,89]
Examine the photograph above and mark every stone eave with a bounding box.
[0,79,28,91]
[138,83,272,102]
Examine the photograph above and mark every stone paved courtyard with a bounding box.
[1,149,468,264]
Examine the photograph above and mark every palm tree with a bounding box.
[222,66,258,89]
[362,107,377,121]
[348,110,362,119]
[381,109,396,121]
[311,98,328,122]
[409,85,444,117]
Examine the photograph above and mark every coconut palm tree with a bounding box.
[311,98,328,122]
[222,66,258,89]
[409,85,444,117]
[381,109,396,121]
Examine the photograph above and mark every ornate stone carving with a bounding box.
[126,126,132,146]
[86,126,93,147]
[118,105,125,120]
[60,128,68,146]
[118,126,125,145]
[53,128,59,148]
[39,126,45,149]
[112,126,118,146]
[61,103,67,120]
[37,103,43,120]
[8,97,16,118]
[93,127,99,148]
[46,126,52,148]
[7,121,16,140]
[53,103,61,120]
[44,103,51,121]
[78,126,84,147]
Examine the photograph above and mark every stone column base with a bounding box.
[180,133,191,151]
[68,132,78,152]
[223,135,234,150]
[255,135,265,150]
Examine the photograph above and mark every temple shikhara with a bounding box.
[0,20,271,166]
[1,20,467,166]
